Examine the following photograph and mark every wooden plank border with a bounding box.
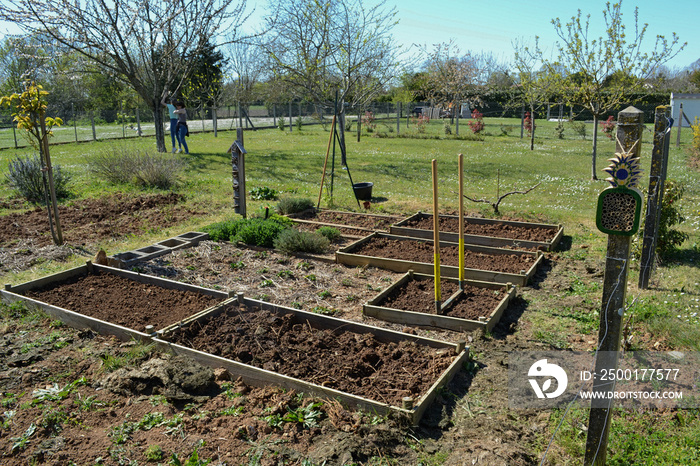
[157,295,469,424]
[364,273,517,332]
[391,212,564,251]
[337,233,542,286]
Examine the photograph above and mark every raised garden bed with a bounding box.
[364,272,516,332]
[391,212,563,251]
[288,209,402,234]
[2,263,230,338]
[337,233,543,286]
[157,294,468,423]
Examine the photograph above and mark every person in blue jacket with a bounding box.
[160,93,180,153]
[173,101,189,155]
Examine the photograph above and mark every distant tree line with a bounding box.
[0,0,697,156]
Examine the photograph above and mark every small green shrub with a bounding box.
[499,124,514,136]
[316,226,341,242]
[443,121,452,135]
[273,229,330,254]
[276,197,314,215]
[6,154,72,203]
[277,118,286,131]
[145,444,164,462]
[249,186,279,200]
[234,216,293,248]
[554,121,565,139]
[296,115,303,131]
[569,120,586,139]
[633,179,689,259]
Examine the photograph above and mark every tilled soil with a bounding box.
[352,236,535,274]
[165,303,456,407]
[378,278,505,320]
[0,192,203,249]
[23,271,221,331]
[405,215,557,242]
[1,235,623,465]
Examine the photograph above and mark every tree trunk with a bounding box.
[591,114,599,180]
[530,106,535,151]
[152,102,166,153]
[40,116,63,245]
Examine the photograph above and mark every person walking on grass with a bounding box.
[161,93,181,153]
[174,101,189,154]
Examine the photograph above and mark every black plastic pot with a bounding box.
[353,182,374,200]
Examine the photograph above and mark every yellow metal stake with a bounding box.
[432,159,442,314]
[458,153,465,290]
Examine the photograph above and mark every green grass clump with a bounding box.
[276,197,314,215]
[273,229,330,254]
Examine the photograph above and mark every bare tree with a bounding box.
[262,0,400,115]
[0,0,251,152]
[421,41,484,113]
[226,40,266,107]
[513,38,558,150]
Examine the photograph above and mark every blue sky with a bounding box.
[2,0,697,70]
[367,0,699,70]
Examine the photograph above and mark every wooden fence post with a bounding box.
[584,106,644,466]
[676,103,683,148]
[90,112,97,141]
[455,102,460,136]
[396,102,400,134]
[136,108,142,136]
[213,107,218,137]
[288,101,292,132]
[72,103,78,142]
[639,106,672,289]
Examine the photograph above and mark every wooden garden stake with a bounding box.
[432,159,442,315]
[229,128,247,218]
[639,106,672,289]
[317,115,337,208]
[458,153,465,290]
[584,106,644,466]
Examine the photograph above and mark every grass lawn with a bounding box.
[1,115,699,464]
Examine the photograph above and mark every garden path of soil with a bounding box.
[406,215,557,242]
[165,303,455,407]
[0,192,203,249]
[353,236,534,273]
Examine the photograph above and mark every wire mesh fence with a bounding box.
[0,99,668,150]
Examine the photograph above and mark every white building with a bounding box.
[670,93,700,127]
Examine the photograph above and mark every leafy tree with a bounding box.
[0,0,251,152]
[1,82,64,244]
[182,41,227,112]
[540,1,685,179]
